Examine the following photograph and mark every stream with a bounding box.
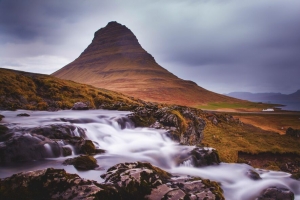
[0,109,299,199]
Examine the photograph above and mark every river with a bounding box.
[0,109,299,199]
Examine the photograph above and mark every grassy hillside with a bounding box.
[0,68,142,111]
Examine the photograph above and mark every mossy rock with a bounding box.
[80,140,96,155]
[63,155,98,170]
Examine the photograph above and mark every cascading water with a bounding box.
[0,109,299,199]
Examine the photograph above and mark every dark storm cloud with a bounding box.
[0,0,299,93]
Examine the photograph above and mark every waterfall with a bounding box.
[0,109,299,200]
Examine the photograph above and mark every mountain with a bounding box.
[0,68,142,111]
[53,21,243,107]
[225,90,300,102]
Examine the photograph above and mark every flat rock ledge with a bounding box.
[0,162,225,200]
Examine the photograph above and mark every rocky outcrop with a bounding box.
[256,187,294,200]
[72,102,89,110]
[0,134,61,163]
[0,162,224,200]
[0,124,99,163]
[101,162,224,200]
[181,147,220,167]
[0,168,103,200]
[30,124,86,139]
[286,127,300,138]
[129,104,206,145]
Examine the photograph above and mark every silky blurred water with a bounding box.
[0,109,299,199]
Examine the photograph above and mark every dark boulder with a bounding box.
[286,127,300,138]
[101,162,224,200]
[129,105,206,145]
[0,135,60,163]
[0,114,4,121]
[63,155,99,170]
[16,113,30,117]
[177,147,220,167]
[80,140,96,155]
[0,168,103,200]
[30,124,86,139]
[72,102,89,110]
[246,169,261,180]
[256,187,294,200]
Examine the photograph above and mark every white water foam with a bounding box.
[0,109,299,199]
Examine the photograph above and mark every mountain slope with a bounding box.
[0,68,142,110]
[53,21,244,107]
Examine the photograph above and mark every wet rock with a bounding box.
[63,155,99,170]
[80,140,96,155]
[0,114,4,121]
[0,168,103,200]
[101,162,224,200]
[286,127,300,138]
[0,135,60,163]
[30,124,86,139]
[16,113,30,117]
[72,102,89,110]
[246,169,261,180]
[256,187,294,200]
[62,146,72,156]
[129,105,206,145]
[178,147,220,167]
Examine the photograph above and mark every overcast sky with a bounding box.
[1,0,300,94]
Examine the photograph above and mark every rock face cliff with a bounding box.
[53,21,242,106]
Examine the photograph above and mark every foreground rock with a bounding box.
[256,187,294,200]
[101,162,224,200]
[0,162,224,200]
[129,104,206,145]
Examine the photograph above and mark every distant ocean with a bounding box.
[269,101,300,111]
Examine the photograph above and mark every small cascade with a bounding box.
[0,109,299,200]
[43,143,53,157]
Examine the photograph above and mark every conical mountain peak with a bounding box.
[53,22,242,106]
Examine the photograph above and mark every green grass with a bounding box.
[0,68,142,111]
[198,102,279,111]
[201,115,300,163]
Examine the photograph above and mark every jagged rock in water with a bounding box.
[63,155,99,170]
[72,102,89,110]
[176,147,220,167]
[30,124,86,139]
[0,114,4,121]
[246,169,261,180]
[129,105,206,145]
[16,113,30,117]
[0,134,60,163]
[256,187,294,200]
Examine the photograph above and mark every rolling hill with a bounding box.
[0,68,142,111]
